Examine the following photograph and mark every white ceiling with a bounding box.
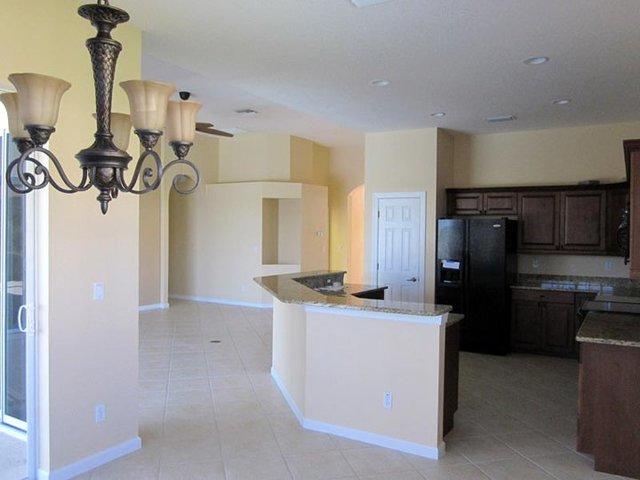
[115,0,640,147]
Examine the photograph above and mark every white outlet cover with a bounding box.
[94,404,106,423]
[92,282,105,301]
[383,392,393,410]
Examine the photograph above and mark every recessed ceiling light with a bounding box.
[552,98,572,105]
[523,56,549,65]
[486,115,516,123]
[235,108,258,115]
[431,112,446,118]
[370,79,390,87]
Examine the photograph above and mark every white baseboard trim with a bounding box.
[138,303,169,312]
[270,367,443,459]
[303,418,444,459]
[38,436,141,480]
[169,294,272,309]
[270,367,304,423]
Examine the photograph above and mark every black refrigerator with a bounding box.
[436,218,517,355]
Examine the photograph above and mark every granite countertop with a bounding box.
[511,274,640,296]
[576,312,640,348]
[254,270,452,318]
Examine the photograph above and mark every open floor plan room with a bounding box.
[73,302,627,480]
[2,0,640,478]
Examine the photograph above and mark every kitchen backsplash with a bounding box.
[518,254,630,278]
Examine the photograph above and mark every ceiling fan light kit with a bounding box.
[0,0,208,214]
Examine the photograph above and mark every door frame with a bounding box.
[0,103,40,479]
[371,192,426,302]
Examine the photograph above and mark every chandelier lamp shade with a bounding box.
[0,0,204,214]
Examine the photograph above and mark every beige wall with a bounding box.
[271,300,447,454]
[365,128,452,302]
[328,146,365,274]
[140,133,219,307]
[169,182,327,305]
[1,0,141,472]
[453,122,638,277]
[452,122,638,188]
[290,136,329,185]
[139,185,161,306]
[218,132,291,182]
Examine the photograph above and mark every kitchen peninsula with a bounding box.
[254,271,460,459]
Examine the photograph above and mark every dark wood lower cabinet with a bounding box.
[443,321,460,437]
[578,341,640,478]
[511,289,593,358]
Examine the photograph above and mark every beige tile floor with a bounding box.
[78,301,632,480]
[0,430,26,480]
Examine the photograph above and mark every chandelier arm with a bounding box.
[115,148,164,194]
[34,148,93,193]
[6,157,40,194]
[162,158,201,195]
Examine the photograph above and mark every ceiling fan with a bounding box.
[179,91,234,138]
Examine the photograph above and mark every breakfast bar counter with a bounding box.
[254,270,458,459]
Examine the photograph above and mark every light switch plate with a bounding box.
[92,282,105,301]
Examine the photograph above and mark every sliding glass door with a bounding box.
[1,131,29,431]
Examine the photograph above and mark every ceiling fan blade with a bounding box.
[196,122,234,137]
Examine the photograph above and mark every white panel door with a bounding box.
[375,196,424,303]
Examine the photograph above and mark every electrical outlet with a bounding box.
[604,259,614,271]
[383,392,393,410]
[94,404,106,423]
[92,282,104,301]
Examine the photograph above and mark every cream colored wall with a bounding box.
[301,184,329,271]
[139,185,161,306]
[328,146,365,274]
[453,122,638,278]
[452,122,638,187]
[272,299,307,410]
[169,182,326,305]
[1,0,141,472]
[305,310,444,447]
[218,132,291,182]
[365,128,451,302]
[347,186,365,283]
[270,301,447,452]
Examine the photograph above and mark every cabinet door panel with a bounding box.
[449,193,483,215]
[518,192,560,251]
[511,300,542,352]
[561,191,606,252]
[542,302,575,357]
[484,192,517,215]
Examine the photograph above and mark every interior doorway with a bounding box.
[0,98,37,480]
[372,192,426,303]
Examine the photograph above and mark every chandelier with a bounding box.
[0,0,203,214]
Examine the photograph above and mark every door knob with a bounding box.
[406,277,418,282]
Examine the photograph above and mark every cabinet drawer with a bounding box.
[511,289,575,304]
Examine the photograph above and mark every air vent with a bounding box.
[485,115,516,123]
[350,0,394,7]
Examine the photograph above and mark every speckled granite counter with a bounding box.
[577,312,640,348]
[511,274,640,296]
[254,270,452,318]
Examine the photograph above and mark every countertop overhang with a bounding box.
[254,270,453,318]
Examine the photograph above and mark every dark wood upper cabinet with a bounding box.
[484,192,517,215]
[448,192,483,215]
[560,191,606,252]
[518,192,559,251]
[446,182,628,255]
